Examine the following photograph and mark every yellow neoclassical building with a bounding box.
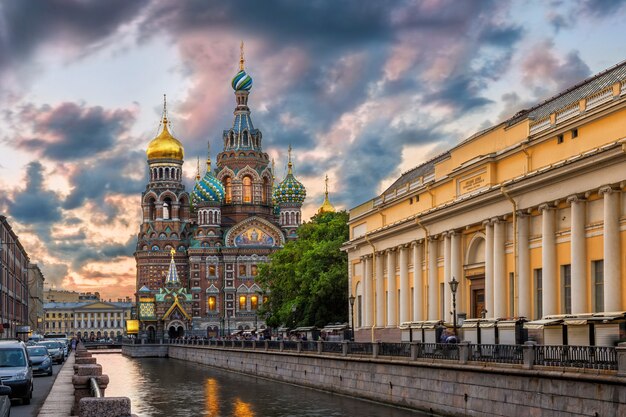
[343,61,626,342]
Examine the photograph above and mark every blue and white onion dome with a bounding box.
[274,171,306,204]
[232,69,253,91]
[191,169,225,205]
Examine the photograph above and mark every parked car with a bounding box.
[27,346,53,376]
[0,340,33,404]
[0,383,10,417]
[37,341,64,364]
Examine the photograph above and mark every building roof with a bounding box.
[381,152,449,195]
[44,301,134,309]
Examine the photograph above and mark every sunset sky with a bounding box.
[1,0,625,300]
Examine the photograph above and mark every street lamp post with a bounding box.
[348,295,355,341]
[448,276,459,336]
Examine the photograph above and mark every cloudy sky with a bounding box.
[1,0,625,300]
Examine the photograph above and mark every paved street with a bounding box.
[11,360,63,417]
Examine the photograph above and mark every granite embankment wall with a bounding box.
[123,344,626,417]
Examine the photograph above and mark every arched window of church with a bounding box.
[229,132,235,148]
[243,131,249,147]
[224,177,232,203]
[148,198,156,221]
[209,211,214,224]
[239,295,247,311]
[296,212,300,224]
[250,295,258,310]
[159,167,163,179]
[165,167,170,179]
[208,296,216,311]
[243,176,252,203]
[163,197,172,220]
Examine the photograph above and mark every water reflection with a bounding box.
[95,353,427,417]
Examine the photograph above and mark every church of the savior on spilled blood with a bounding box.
[134,48,334,340]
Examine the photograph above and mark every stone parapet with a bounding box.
[78,397,136,417]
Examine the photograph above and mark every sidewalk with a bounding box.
[37,353,75,416]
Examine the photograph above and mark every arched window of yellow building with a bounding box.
[243,176,252,203]
[239,295,247,310]
[208,296,216,311]
[250,295,258,310]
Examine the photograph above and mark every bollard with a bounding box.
[317,340,323,354]
[78,397,134,417]
[522,341,536,370]
[279,341,285,352]
[72,364,109,415]
[252,340,256,349]
[264,340,269,351]
[458,341,469,365]
[342,341,348,357]
[617,342,626,377]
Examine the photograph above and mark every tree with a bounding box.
[256,211,349,328]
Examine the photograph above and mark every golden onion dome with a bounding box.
[317,174,336,214]
[146,117,184,161]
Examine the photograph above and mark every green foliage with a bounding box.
[256,211,349,328]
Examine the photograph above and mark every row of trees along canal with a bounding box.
[256,211,349,329]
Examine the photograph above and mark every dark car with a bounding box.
[0,340,33,404]
[27,346,53,376]
[37,341,64,364]
[0,383,10,417]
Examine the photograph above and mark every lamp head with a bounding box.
[449,276,459,294]
[348,295,356,306]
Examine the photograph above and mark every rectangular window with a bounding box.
[592,260,604,312]
[509,272,515,317]
[534,269,543,319]
[571,128,578,139]
[557,134,564,144]
[239,265,246,277]
[561,264,571,314]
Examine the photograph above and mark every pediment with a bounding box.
[76,301,119,310]
[224,216,285,248]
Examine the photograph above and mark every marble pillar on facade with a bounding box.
[450,232,462,319]
[568,196,587,314]
[600,186,621,312]
[443,234,452,323]
[399,246,409,324]
[387,249,398,327]
[428,237,438,320]
[540,204,557,317]
[375,252,385,327]
[493,219,506,318]
[412,242,424,321]
[363,256,372,327]
[517,213,530,318]
[484,221,494,318]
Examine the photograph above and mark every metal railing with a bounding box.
[152,339,620,372]
[534,345,617,370]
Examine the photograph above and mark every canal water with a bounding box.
[94,353,431,417]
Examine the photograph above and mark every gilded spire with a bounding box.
[206,140,212,170]
[162,94,168,124]
[287,144,293,174]
[272,158,276,182]
[239,41,245,71]
[318,173,336,214]
[196,156,201,181]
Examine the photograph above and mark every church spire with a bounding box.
[206,140,212,171]
[196,156,201,181]
[165,248,180,285]
[287,144,293,175]
[239,41,245,71]
[318,174,336,214]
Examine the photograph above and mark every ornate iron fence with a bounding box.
[534,345,617,370]
[322,342,343,354]
[348,342,373,355]
[468,344,523,364]
[418,343,459,360]
[379,343,410,357]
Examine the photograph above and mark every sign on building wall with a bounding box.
[457,169,488,195]
[126,320,139,334]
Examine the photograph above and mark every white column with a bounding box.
[107,312,111,328]
[484,221,494,318]
[443,233,452,323]
[87,313,92,328]
[517,214,531,318]
[412,242,424,321]
[428,237,438,320]
[399,246,409,324]
[450,232,462,317]
[601,186,621,312]
[74,313,78,330]
[568,196,587,314]
[493,219,506,318]
[540,204,557,317]
[363,256,372,327]
[375,252,385,327]
[120,311,125,333]
[387,249,397,326]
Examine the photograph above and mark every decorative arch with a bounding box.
[234,166,261,182]
[224,216,285,247]
[249,283,262,293]
[237,284,250,293]
[465,232,486,266]
[206,285,220,294]
[158,190,178,202]
[216,166,236,181]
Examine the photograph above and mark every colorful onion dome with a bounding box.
[274,147,306,205]
[232,70,253,91]
[232,42,253,91]
[191,153,224,205]
[147,96,184,160]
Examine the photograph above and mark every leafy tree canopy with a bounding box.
[256,211,349,329]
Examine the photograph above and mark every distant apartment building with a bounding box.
[43,301,133,339]
[343,61,626,342]
[45,289,100,303]
[27,263,45,334]
[0,216,30,339]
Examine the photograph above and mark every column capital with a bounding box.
[538,203,555,213]
[599,184,620,195]
[482,219,494,227]
[428,235,439,242]
[566,194,586,204]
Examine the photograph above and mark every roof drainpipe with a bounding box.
[414,217,429,320]
[364,233,376,343]
[521,138,531,174]
[501,186,518,317]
